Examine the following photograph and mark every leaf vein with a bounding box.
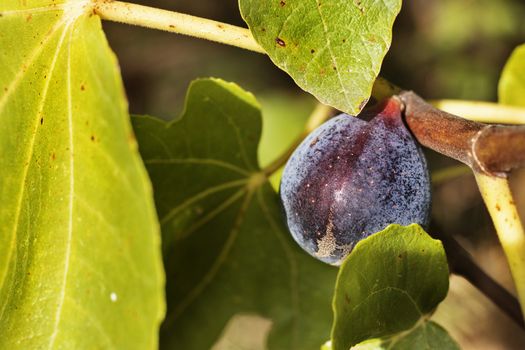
[163,189,253,328]
[0,18,69,321]
[47,22,76,349]
[160,178,248,225]
[146,158,250,176]
[312,0,351,107]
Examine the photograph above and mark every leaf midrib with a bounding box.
[312,0,351,108]
[47,19,76,349]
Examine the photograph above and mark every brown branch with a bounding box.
[430,225,525,329]
[398,91,525,177]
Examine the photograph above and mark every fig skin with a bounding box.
[280,98,431,265]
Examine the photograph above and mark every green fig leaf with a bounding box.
[331,224,451,350]
[239,0,402,114]
[132,78,338,350]
[499,44,525,107]
[349,322,460,350]
[0,1,164,348]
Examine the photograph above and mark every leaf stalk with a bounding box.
[94,1,265,53]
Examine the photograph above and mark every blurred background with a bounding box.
[103,0,525,348]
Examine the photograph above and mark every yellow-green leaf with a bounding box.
[499,44,525,107]
[0,1,164,348]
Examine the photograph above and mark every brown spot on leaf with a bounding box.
[40,117,43,125]
[354,0,365,14]
[342,39,346,43]
[80,84,85,91]
[496,204,501,211]
[280,0,286,6]
[311,49,315,54]
[51,153,56,161]
[358,98,369,110]
[345,293,350,304]
[26,14,32,22]
[169,24,175,29]
[217,23,224,29]
[90,135,95,142]
[276,37,286,47]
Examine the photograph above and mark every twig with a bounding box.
[94,1,265,53]
[434,229,524,329]
[399,91,525,176]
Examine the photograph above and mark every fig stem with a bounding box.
[475,174,525,321]
[430,99,525,125]
[262,103,334,177]
[399,91,525,176]
[437,232,525,329]
[94,1,266,53]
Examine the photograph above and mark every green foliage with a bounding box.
[331,225,452,350]
[350,322,459,350]
[0,1,164,348]
[239,0,401,114]
[499,44,525,106]
[132,79,337,350]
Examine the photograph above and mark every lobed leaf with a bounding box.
[239,0,402,114]
[132,78,338,350]
[0,1,164,348]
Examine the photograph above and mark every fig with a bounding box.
[280,98,431,265]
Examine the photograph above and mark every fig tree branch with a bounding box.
[434,229,524,329]
[399,91,525,177]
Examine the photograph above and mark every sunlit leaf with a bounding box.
[0,1,164,348]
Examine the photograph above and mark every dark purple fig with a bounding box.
[280,98,431,265]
